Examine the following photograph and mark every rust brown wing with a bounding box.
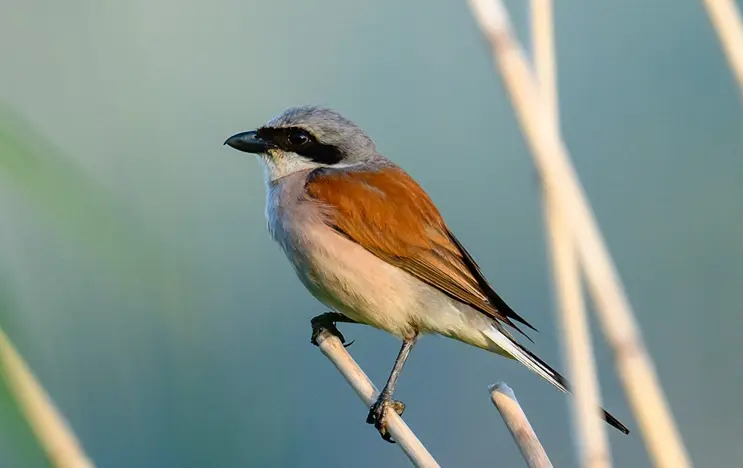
[304,165,536,337]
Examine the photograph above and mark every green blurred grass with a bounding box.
[0,106,179,287]
[0,105,203,466]
[0,285,48,468]
[0,104,202,326]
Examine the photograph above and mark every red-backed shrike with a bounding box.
[224,106,628,442]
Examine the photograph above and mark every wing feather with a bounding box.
[304,166,536,336]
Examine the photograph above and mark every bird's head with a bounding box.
[224,106,381,181]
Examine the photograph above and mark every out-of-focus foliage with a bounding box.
[0,284,47,468]
[0,107,193,294]
[0,107,199,467]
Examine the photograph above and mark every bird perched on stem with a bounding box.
[224,105,629,442]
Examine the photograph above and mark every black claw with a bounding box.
[365,405,378,425]
[366,397,406,443]
[310,313,348,346]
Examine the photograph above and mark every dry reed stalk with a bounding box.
[530,0,558,126]
[0,327,94,468]
[702,0,743,100]
[543,200,612,468]
[489,382,553,468]
[313,329,440,468]
[468,1,691,466]
[530,1,612,466]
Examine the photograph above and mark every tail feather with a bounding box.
[484,326,630,435]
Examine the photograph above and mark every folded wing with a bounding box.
[304,165,536,338]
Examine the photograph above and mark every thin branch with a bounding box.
[468,1,691,467]
[313,329,440,468]
[702,0,743,100]
[529,1,612,466]
[0,327,94,468]
[489,382,553,468]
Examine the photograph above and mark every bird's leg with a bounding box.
[310,312,358,347]
[367,333,419,443]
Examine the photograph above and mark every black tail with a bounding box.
[513,341,630,434]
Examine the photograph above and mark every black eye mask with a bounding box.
[256,126,344,165]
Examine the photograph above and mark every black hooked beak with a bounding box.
[223,130,273,154]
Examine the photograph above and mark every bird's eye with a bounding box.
[287,129,310,147]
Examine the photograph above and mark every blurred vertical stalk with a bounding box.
[530,1,612,467]
[0,327,94,468]
[468,0,691,466]
[531,0,558,126]
[702,0,743,100]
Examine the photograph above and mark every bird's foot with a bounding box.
[310,312,353,347]
[366,396,406,443]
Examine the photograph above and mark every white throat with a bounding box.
[259,151,323,183]
[259,151,360,185]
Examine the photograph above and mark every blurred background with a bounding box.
[1,0,742,466]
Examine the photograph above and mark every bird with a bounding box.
[224,105,629,442]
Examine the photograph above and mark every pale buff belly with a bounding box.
[286,226,502,355]
[293,227,423,339]
[269,191,504,351]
